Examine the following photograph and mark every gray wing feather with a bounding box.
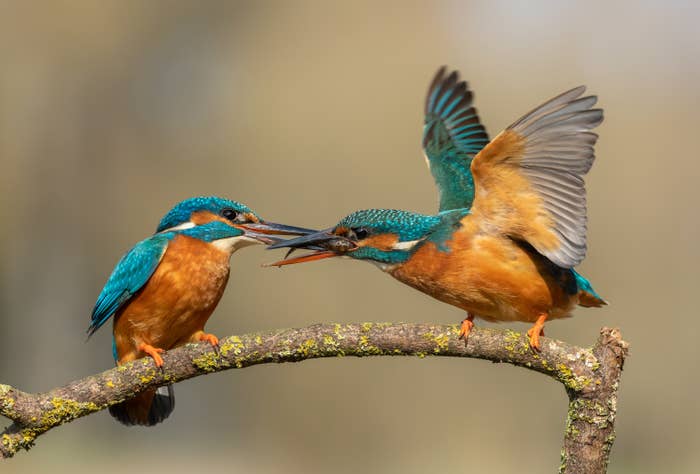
[508,86,603,268]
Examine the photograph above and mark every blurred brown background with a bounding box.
[1,1,698,473]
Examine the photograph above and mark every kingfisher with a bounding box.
[87,196,312,426]
[267,67,607,350]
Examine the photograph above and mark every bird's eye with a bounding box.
[352,227,370,240]
[221,208,238,221]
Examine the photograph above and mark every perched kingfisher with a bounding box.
[267,67,607,350]
[87,196,312,426]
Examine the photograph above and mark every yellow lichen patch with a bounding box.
[298,339,318,357]
[139,373,156,384]
[40,398,100,427]
[558,363,573,378]
[361,322,374,332]
[567,398,611,430]
[503,329,529,355]
[254,335,263,345]
[192,351,220,372]
[0,385,16,418]
[233,350,261,368]
[322,334,345,356]
[557,363,594,392]
[1,430,37,455]
[220,335,245,357]
[422,330,450,354]
[106,381,114,388]
[358,335,383,356]
[333,324,346,340]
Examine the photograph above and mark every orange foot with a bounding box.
[137,343,166,367]
[194,331,220,348]
[526,314,548,351]
[458,313,475,342]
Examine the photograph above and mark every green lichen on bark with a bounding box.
[192,350,222,372]
[40,398,101,427]
[1,323,627,469]
[557,363,596,392]
[0,385,16,420]
[503,329,530,356]
[422,329,450,354]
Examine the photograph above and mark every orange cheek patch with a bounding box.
[359,234,400,251]
[243,212,259,223]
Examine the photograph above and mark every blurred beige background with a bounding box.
[1,1,698,473]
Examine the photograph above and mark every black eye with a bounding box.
[352,227,369,240]
[221,208,238,220]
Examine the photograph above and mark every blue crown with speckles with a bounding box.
[156,196,255,233]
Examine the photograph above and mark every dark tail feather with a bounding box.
[109,385,175,426]
[578,290,607,308]
[572,269,608,308]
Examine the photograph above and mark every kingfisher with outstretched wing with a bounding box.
[267,67,606,350]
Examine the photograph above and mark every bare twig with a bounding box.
[0,323,628,472]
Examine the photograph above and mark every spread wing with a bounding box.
[469,86,603,268]
[422,67,490,211]
[87,234,170,337]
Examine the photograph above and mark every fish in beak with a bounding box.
[264,228,357,266]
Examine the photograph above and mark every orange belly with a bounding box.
[390,218,578,323]
[113,234,231,363]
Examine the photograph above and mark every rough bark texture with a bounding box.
[0,323,628,472]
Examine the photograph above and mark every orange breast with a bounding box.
[389,216,577,323]
[113,234,231,362]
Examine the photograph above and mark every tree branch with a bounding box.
[0,323,628,472]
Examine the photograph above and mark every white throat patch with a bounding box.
[159,222,196,233]
[212,235,262,253]
[369,260,400,272]
[391,239,421,250]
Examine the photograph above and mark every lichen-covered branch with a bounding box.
[0,323,628,472]
[560,328,628,473]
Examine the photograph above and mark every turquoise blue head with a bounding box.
[157,196,258,233]
[155,196,315,246]
[267,209,441,267]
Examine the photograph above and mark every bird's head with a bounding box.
[266,209,440,270]
[157,196,314,252]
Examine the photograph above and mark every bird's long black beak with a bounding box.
[264,229,356,267]
[236,221,318,245]
[242,221,318,236]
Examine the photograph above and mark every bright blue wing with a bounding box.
[87,234,171,337]
[422,67,490,211]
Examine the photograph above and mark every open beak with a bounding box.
[235,221,318,245]
[264,229,355,267]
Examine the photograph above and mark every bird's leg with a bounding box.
[192,331,219,347]
[458,313,475,342]
[137,342,166,367]
[192,331,220,355]
[526,314,547,351]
